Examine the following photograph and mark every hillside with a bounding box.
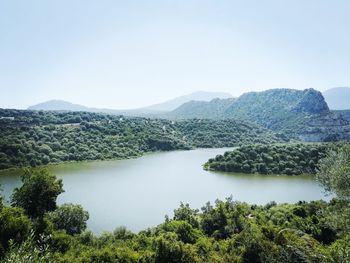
[168,88,350,142]
[143,91,232,111]
[334,110,350,122]
[28,100,160,116]
[323,87,350,110]
[224,88,329,127]
[28,100,91,111]
[0,109,279,170]
[167,98,235,119]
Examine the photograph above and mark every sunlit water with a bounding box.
[0,148,328,234]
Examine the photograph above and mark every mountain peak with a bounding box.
[293,88,329,114]
[28,100,89,111]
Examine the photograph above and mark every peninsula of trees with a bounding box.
[204,143,334,175]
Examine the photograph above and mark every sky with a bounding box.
[0,0,350,109]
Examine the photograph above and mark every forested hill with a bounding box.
[167,88,350,142]
[204,143,334,175]
[0,109,280,170]
[167,98,236,119]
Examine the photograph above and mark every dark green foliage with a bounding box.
[158,221,201,244]
[0,109,280,170]
[205,143,331,175]
[173,202,199,228]
[0,206,31,257]
[47,203,89,235]
[1,192,349,262]
[317,144,350,199]
[51,199,350,262]
[153,233,198,263]
[11,169,64,218]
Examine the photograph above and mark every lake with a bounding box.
[0,148,328,234]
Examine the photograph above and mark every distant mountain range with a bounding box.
[28,91,233,115]
[27,88,350,142]
[166,88,350,141]
[28,100,92,112]
[143,91,232,111]
[28,100,151,116]
[322,87,350,110]
[168,88,329,120]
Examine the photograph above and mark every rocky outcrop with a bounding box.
[299,112,350,142]
[293,89,329,114]
[166,88,350,142]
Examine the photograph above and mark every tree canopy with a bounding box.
[0,169,349,262]
[47,203,89,235]
[317,144,350,199]
[11,169,64,218]
[204,143,336,175]
[0,109,281,170]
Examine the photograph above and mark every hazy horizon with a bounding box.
[1,1,350,109]
[2,87,346,111]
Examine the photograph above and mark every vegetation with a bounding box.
[52,198,349,263]
[1,189,350,262]
[2,232,52,263]
[46,204,89,235]
[204,143,332,175]
[0,109,280,170]
[317,144,350,199]
[0,103,349,261]
[11,169,64,219]
[0,158,349,262]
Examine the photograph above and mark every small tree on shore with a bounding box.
[317,144,350,199]
[11,169,64,218]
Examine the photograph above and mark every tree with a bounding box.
[316,144,350,199]
[11,169,64,218]
[47,203,89,235]
[154,233,198,263]
[2,231,54,263]
[0,206,31,256]
[173,203,199,228]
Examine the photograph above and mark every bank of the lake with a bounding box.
[0,148,328,234]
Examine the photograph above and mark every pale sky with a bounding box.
[1,0,349,109]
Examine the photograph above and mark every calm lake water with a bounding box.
[0,148,328,234]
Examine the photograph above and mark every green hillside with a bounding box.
[167,98,235,119]
[223,88,328,129]
[0,109,280,170]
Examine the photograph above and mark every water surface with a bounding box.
[0,148,328,233]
